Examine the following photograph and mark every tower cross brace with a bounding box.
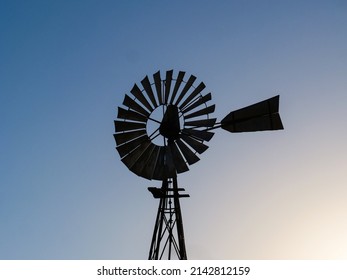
[148,176,189,260]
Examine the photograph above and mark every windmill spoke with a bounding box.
[147,116,161,124]
[149,128,161,140]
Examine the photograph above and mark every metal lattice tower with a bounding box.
[148,176,188,260]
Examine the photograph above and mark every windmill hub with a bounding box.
[146,104,184,146]
[159,105,181,140]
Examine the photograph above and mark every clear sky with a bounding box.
[1,0,347,259]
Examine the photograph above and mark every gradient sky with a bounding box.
[1,0,347,259]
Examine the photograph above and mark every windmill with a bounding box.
[114,70,283,260]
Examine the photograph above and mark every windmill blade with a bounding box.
[181,93,212,114]
[129,143,157,179]
[130,83,153,112]
[179,82,206,110]
[164,70,173,104]
[184,104,215,119]
[184,118,217,128]
[114,129,147,146]
[169,71,185,104]
[164,147,176,178]
[182,128,214,141]
[174,74,197,106]
[176,139,200,165]
[168,142,189,173]
[151,147,176,180]
[116,135,148,158]
[141,76,158,108]
[121,140,152,170]
[221,95,284,132]
[123,94,150,117]
[117,107,148,123]
[152,147,165,180]
[180,134,209,154]
[140,145,160,180]
[115,120,146,132]
[153,71,163,105]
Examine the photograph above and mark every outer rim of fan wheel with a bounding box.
[114,70,216,180]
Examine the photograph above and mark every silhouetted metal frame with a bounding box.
[114,70,284,261]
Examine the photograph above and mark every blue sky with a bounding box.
[1,0,347,259]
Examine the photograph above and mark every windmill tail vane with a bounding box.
[113,69,284,260]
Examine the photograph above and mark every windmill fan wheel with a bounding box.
[114,70,216,180]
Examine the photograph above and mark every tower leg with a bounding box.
[172,176,187,259]
[148,177,188,260]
